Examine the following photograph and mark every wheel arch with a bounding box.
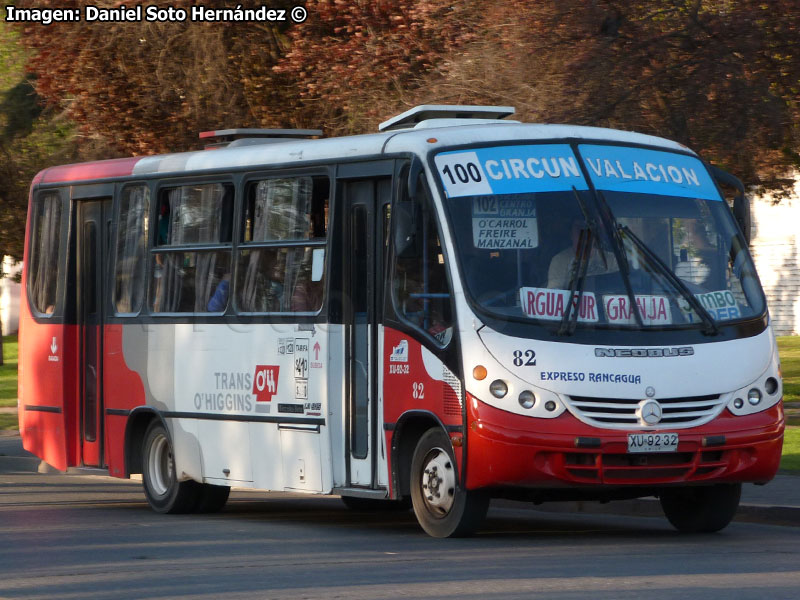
[390,410,455,499]
[124,407,165,477]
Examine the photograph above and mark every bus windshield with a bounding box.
[436,143,766,330]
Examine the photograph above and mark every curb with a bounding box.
[494,497,800,528]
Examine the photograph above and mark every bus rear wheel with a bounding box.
[410,428,488,537]
[660,483,741,533]
[142,421,200,514]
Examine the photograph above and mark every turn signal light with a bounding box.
[473,365,488,380]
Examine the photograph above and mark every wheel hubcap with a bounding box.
[148,434,173,497]
[420,447,455,516]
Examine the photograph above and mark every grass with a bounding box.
[0,332,798,473]
[777,336,800,406]
[0,334,17,408]
[781,427,800,471]
[0,412,17,430]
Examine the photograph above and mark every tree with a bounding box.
[10,0,800,194]
[15,0,298,155]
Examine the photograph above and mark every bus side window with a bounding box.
[114,185,150,314]
[391,178,453,346]
[236,175,329,314]
[150,183,234,313]
[28,191,63,315]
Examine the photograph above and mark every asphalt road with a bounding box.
[1,470,799,600]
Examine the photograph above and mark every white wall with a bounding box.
[749,180,800,336]
[0,256,21,336]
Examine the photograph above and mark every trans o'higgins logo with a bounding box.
[594,347,694,358]
[253,365,280,402]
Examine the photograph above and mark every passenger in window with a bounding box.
[290,259,322,312]
[207,273,231,312]
[157,200,170,245]
[289,212,326,312]
[674,219,712,286]
[258,255,286,311]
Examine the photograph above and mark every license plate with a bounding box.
[627,432,678,453]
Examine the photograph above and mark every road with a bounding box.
[1,470,799,600]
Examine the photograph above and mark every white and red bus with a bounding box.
[18,106,784,536]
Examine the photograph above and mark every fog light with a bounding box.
[545,400,557,412]
[733,398,744,409]
[747,388,762,406]
[518,390,536,409]
[473,365,488,381]
[489,379,508,398]
[765,377,778,395]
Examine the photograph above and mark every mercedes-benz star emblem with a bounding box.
[637,399,663,426]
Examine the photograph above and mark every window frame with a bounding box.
[234,170,331,316]
[112,182,151,316]
[388,170,456,350]
[27,188,67,319]
[148,178,236,316]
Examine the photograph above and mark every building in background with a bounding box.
[750,179,800,336]
[1,255,21,335]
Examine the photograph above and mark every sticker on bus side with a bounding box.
[578,145,721,200]
[435,145,589,198]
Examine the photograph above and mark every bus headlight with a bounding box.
[747,388,762,406]
[765,377,779,395]
[489,380,508,398]
[518,390,536,409]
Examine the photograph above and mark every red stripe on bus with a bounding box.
[38,157,143,183]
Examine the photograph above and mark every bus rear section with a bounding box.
[18,183,114,472]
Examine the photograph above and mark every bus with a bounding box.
[18,105,784,537]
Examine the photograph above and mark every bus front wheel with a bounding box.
[142,421,200,514]
[659,483,741,533]
[410,428,489,537]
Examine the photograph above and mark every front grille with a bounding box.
[562,449,728,483]
[565,394,726,429]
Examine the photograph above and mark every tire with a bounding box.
[341,496,412,511]
[410,428,489,537]
[194,484,230,513]
[141,420,201,514]
[660,483,741,533]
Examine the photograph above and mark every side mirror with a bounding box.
[393,200,419,258]
[709,165,750,245]
[407,156,424,200]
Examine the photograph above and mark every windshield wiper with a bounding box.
[617,224,719,335]
[558,188,597,336]
[558,226,592,336]
[593,191,643,328]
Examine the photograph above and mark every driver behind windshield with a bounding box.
[547,216,619,289]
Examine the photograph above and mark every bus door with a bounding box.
[74,196,111,467]
[341,174,392,488]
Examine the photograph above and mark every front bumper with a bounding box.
[465,395,784,490]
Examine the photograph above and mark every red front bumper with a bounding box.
[465,395,785,490]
